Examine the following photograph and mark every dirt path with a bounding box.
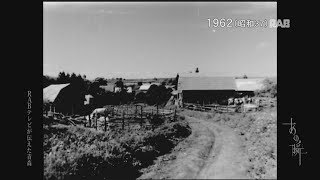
[139,115,250,179]
[195,116,250,179]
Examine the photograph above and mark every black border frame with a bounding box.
[20,1,313,179]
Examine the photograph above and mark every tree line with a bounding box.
[43,71,179,108]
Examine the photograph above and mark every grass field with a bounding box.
[43,115,191,180]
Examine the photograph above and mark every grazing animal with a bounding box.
[234,98,242,105]
[239,99,243,105]
[234,98,238,105]
[228,98,234,105]
[86,108,109,120]
[92,108,109,117]
[92,108,108,115]
[241,97,246,104]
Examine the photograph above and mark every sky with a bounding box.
[43,2,277,80]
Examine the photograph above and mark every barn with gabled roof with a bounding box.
[177,76,237,105]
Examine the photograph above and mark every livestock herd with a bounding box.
[88,97,261,121]
[228,97,260,106]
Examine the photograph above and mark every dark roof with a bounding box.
[178,77,236,91]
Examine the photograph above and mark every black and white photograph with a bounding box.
[42,2,278,179]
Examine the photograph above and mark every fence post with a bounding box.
[135,105,137,118]
[156,104,159,116]
[95,116,97,130]
[140,106,143,120]
[140,115,143,127]
[140,106,143,127]
[88,114,91,127]
[104,115,107,132]
[122,110,125,130]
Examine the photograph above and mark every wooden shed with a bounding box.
[177,76,237,105]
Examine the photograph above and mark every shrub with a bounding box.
[178,115,185,120]
[145,85,172,106]
[255,78,277,98]
[44,117,191,180]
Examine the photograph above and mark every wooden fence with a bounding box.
[44,104,178,131]
[184,103,240,113]
[183,98,276,113]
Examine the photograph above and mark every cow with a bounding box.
[234,98,242,105]
[234,98,238,105]
[86,107,109,121]
[92,107,108,115]
[228,98,234,106]
[241,97,246,104]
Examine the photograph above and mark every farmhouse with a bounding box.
[235,78,265,97]
[43,83,85,115]
[177,76,237,105]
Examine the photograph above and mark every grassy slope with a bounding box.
[43,116,191,180]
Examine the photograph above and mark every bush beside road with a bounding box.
[43,115,191,180]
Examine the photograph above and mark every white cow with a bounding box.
[241,97,246,104]
[228,98,234,105]
[234,98,243,105]
[234,98,239,105]
[86,108,109,121]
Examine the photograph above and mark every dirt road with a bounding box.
[140,115,250,179]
